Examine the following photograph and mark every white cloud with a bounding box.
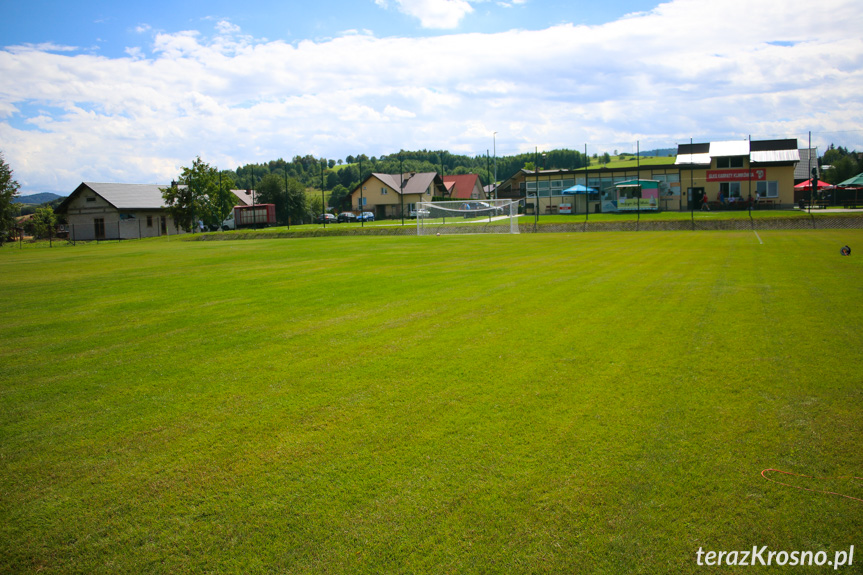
[215,20,241,35]
[0,0,861,193]
[379,0,475,28]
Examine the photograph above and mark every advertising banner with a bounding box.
[617,197,659,211]
[706,169,766,182]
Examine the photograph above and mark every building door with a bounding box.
[94,218,105,239]
[160,216,167,235]
[688,187,705,209]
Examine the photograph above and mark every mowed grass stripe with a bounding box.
[1,231,861,574]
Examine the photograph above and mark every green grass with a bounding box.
[2,231,862,573]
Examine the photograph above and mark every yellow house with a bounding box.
[351,172,448,219]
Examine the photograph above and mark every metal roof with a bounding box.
[751,149,800,164]
[77,182,169,209]
[709,140,750,157]
[794,149,818,179]
[675,153,711,166]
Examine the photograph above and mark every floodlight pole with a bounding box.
[636,140,641,223]
[400,155,405,226]
[284,166,290,230]
[493,132,498,199]
[359,155,364,228]
[534,147,539,228]
[748,134,752,218]
[808,131,812,214]
[321,158,326,228]
[690,137,695,225]
[585,143,589,222]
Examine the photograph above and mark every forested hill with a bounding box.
[225,149,593,193]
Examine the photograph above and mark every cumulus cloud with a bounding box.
[0,0,861,193]
[377,0,475,28]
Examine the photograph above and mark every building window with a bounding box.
[86,196,96,203]
[717,157,745,168]
[94,218,105,239]
[720,182,742,198]
[147,216,153,227]
[381,187,387,195]
[756,181,779,198]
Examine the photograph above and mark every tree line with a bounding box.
[821,145,862,185]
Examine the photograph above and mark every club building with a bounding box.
[495,139,801,213]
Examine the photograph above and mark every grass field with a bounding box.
[2,230,862,573]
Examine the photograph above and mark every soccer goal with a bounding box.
[416,199,521,235]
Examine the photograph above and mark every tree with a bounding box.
[308,194,323,222]
[31,206,57,239]
[825,155,860,185]
[284,179,308,225]
[161,157,220,232]
[0,152,21,244]
[210,172,237,230]
[255,173,308,225]
[327,184,350,211]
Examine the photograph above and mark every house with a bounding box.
[442,174,484,200]
[350,172,448,219]
[56,182,185,241]
[231,189,254,206]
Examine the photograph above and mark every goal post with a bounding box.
[416,199,521,235]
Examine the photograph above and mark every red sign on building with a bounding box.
[706,169,766,182]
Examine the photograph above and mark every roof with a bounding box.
[675,138,800,166]
[794,149,819,180]
[710,140,750,157]
[370,172,441,195]
[442,174,480,199]
[675,142,711,166]
[231,189,254,206]
[58,182,169,212]
[838,172,863,187]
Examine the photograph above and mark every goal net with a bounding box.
[416,199,521,235]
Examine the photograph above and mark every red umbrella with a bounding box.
[794,178,833,190]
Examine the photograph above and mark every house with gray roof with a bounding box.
[57,182,186,240]
[350,172,448,219]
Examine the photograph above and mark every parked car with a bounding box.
[337,212,357,223]
[356,212,375,222]
[317,213,337,224]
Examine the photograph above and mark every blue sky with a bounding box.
[2,0,862,194]
[1,0,658,55]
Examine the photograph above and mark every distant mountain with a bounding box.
[18,193,64,205]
